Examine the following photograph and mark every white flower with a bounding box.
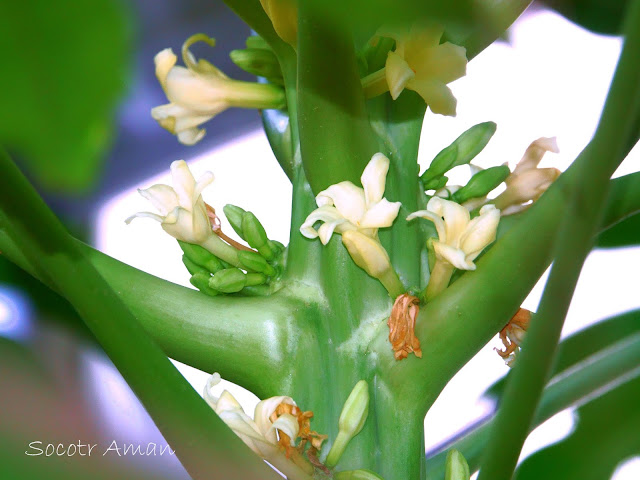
[126,160,214,245]
[494,137,561,215]
[407,197,500,270]
[300,153,401,244]
[203,373,299,458]
[381,23,467,116]
[152,34,285,145]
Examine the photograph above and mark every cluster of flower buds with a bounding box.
[127,160,283,296]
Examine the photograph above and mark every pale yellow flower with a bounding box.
[152,34,285,145]
[381,23,467,116]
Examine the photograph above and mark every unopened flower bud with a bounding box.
[222,204,247,239]
[229,48,283,84]
[452,165,510,204]
[237,250,276,276]
[209,268,246,293]
[242,211,269,250]
[445,449,470,480]
[190,272,219,296]
[325,380,370,468]
[179,241,224,273]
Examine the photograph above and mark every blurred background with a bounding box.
[1,1,639,479]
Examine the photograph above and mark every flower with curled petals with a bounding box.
[493,137,561,215]
[381,23,467,116]
[126,160,214,245]
[152,34,286,145]
[408,197,500,299]
[300,153,401,244]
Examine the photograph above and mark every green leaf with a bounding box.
[514,375,640,480]
[595,212,640,248]
[0,0,132,191]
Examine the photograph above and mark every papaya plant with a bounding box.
[1,1,640,479]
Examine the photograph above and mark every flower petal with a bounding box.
[154,48,177,92]
[170,160,197,208]
[359,198,401,229]
[412,42,467,84]
[408,78,457,116]
[254,396,296,443]
[361,153,390,206]
[341,230,392,278]
[432,241,475,270]
[300,205,349,240]
[427,197,470,246]
[124,211,165,225]
[271,413,300,446]
[406,209,446,242]
[316,182,366,225]
[138,185,178,216]
[386,51,415,100]
[460,204,500,261]
[512,137,559,176]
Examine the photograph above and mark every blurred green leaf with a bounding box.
[514,375,640,480]
[595,212,640,249]
[0,0,131,192]
[544,0,629,35]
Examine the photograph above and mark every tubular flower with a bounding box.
[126,160,214,245]
[408,197,500,271]
[381,23,467,116]
[152,34,286,145]
[300,153,401,244]
[493,137,561,215]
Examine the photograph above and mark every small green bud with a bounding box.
[245,35,271,50]
[422,144,458,183]
[423,175,449,191]
[445,449,470,480]
[244,272,268,286]
[449,121,497,169]
[326,380,370,468]
[452,165,510,204]
[209,268,246,293]
[237,250,276,276]
[189,272,219,296]
[179,241,224,273]
[269,240,285,252]
[242,212,269,250]
[182,254,207,276]
[335,469,385,480]
[229,48,283,85]
[223,204,248,239]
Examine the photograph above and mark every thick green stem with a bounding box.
[478,2,640,476]
[0,149,278,480]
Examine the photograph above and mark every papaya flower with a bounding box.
[300,153,404,296]
[492,137,561,215]
[126,160,240,266]
[408,197,500,299]
[300,153,401,244]
[368,23,467,116]
[152,34,286,145]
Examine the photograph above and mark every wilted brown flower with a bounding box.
[495,308,532,366]
[388,294,422,360]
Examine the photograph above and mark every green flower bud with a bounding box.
[244,272,267,286]
[179,240,224,273]
[326,380,370,468]
[223,204,247,239]
[229,48,283,85]
[421,122,496,184]
[182,254,207,276]
[452,165,510,204]
[245,35,271,50]
[209,268,246,293]
[423,175,449,191]
[445,449,470,480]
[449,121,496,169]
[237,250,276,276]
[335,469,385,480]
[421,144,457,183]
[242,212,269,250]
[189,272,219,296]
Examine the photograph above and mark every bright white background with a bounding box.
[91,9,640,478]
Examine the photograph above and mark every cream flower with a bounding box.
[300,153,401,244]
[408,197,500,271]
[381,23,467,116]
[203,373,299,458]
[152,34,286,145]
[126,160,213,245]
[493,137,561,215]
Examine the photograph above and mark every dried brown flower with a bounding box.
[388,294,422,360]
[495,308,531,366]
